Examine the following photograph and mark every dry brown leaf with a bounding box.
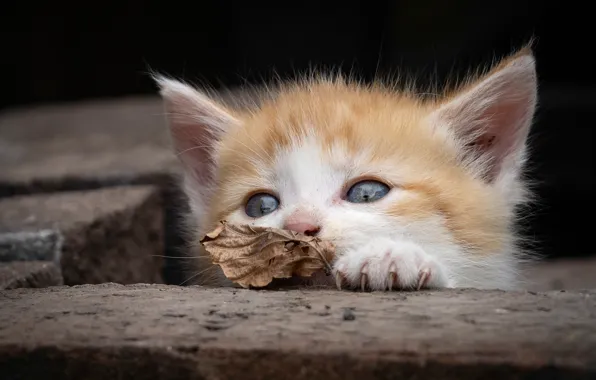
[200,221,335,288]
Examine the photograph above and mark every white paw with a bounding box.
[333,238,450,291]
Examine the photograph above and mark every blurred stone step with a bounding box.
[0,284,594,379]
[0,261,63,290]
[0,96,177,196]
[0,186,164,285]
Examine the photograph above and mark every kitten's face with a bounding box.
[158,49,537,290]
[214,88,506,258]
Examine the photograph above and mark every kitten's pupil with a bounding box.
[245,193,279,217]
[346,180,390,203]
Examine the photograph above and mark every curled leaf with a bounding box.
[200,221,335,288]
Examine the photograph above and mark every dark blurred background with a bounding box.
[1,0,593,261]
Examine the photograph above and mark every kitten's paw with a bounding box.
[333,239,450,291]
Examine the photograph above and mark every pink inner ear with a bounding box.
[470,100,531,182]
[433,54,537,183]
[157,77,236,190]
[170,121,218,185]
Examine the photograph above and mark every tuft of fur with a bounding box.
[155,48,538,290]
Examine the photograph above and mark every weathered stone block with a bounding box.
[0,186,164,285]
[0,261,63,289]
[0,229,61,262]
[0,284,594,379]
[0,97,188,284]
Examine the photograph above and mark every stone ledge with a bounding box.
[0,284,594,379]
[0,261,63,289]
[0,186,164,285]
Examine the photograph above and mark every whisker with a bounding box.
[151,255,211,260]
[176,145,211,156]
[178,265,217,286]
[178,272,202,286]
[244,133,273,162]
[226,135,269,164]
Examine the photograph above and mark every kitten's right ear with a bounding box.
[427,51,537,184]
[155,76,237,188]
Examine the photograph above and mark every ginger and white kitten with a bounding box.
[156,48,537,291]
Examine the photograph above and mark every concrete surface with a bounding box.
[0,261,63,289]
[0,186,164,285]
[0,284,594,379]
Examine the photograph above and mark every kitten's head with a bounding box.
[156,49,537,288]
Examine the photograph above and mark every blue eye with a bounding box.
[245,193,280,217]
[346,180,390,203]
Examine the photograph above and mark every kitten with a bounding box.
[155,48,537,291]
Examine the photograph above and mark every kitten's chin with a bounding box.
[262,270,336,290]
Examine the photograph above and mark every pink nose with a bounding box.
[284,221,321,236]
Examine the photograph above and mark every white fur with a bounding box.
[334,238,451,290]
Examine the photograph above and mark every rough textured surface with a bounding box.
[0,284,594,379]
[0,186,164,285]
[523,257,596,291]
[0,229,62,262]
[0,261,63,289]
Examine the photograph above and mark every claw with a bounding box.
[417,268,431,290]
[335,271,343,290]
[388,272,397,290]
[388,263,398,290]
[360,264,369,292]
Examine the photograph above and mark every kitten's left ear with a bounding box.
[428,51,538,183]
[155,76,238,222]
